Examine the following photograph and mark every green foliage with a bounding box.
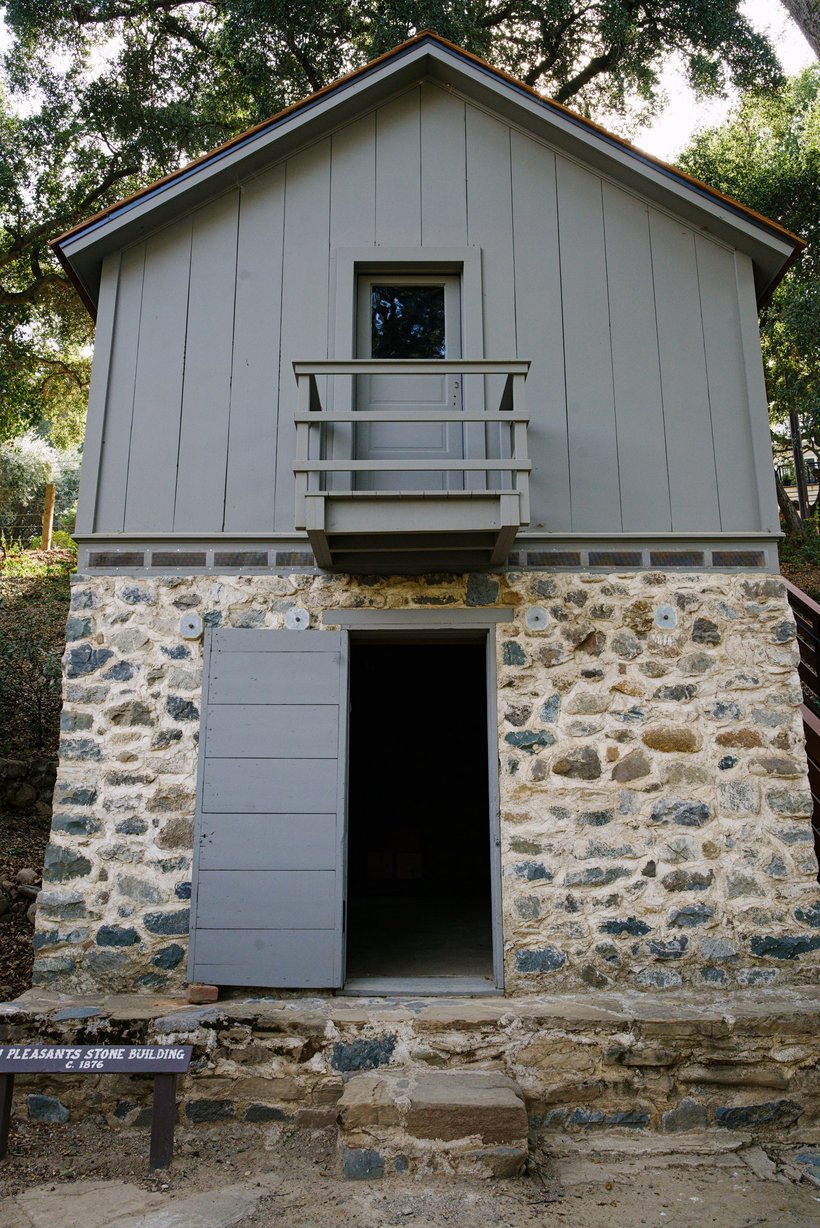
[0,432,82,534]
[0,3,783,443]
[679,68,820,463]
[0,575,70,756]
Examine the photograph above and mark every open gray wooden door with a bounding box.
[189,629,348,988]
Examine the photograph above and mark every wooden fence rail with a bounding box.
[783,577,820,880]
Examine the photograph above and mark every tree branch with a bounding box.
[775,469,807,539]
[0,273,68,308]
[553,46,619,102]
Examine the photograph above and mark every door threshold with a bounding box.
[342,976,500,997]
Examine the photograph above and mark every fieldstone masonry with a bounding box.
[34,570,820,994]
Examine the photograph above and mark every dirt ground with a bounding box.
[0,808,49,1003]
[1,1118,819,1228]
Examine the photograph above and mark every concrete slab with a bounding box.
[7,1177,279,1228]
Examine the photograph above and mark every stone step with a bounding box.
[337,1069,528,1179]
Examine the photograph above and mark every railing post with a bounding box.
[512,374,530,526]
[294,373,310,529]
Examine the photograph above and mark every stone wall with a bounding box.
[3,990,819,1137]
[32,570,820,994]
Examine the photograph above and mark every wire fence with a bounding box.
[0,513,44,547]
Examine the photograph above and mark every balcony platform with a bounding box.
[302,489,523,571]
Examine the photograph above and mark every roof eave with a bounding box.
[52,30,804,313]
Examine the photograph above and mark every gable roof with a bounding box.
[53,29,803,317]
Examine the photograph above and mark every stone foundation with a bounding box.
[32,569,820,994]
[2,989,819,1139]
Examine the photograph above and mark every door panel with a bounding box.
[189,629,348,988]
[355,274,462,490]
[193,929,337,988]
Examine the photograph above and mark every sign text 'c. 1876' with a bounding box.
[0,1045,192,1073]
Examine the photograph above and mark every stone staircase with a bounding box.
[337,1069,529,1178]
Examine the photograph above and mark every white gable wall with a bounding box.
[79,81,775,542]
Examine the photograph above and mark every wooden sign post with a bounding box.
[41,483,56,551]
[0,1044,192,1169]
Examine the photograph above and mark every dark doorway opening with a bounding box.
[346,639,494,983]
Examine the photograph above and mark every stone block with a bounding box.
[343,1147,385,1180]
[185,1099,235,1122]
[331,1035,397,1073]
[188,983,219,1004]
[339,1070,528,1146]
[244,1104,292,1122]
[678,1065,790,1090]
[642,726,700,753]
[714,1100,803,1130]
[27,1095,70,1123]
[662,1097,708,1133]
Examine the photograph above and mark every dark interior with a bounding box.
[345,639,494,980]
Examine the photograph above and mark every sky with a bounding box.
[634,0,816,158]
[0,2,815,161]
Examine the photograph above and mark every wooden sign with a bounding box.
[0,1045,191,1073]
[0,1044,192,1169]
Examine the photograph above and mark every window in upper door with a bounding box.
[354,274,463,491]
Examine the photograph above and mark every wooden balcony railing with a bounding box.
[292,360,531,570]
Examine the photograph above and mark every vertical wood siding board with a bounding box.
[692,236,724,531]
[598,180,624,532]
[328,116,376,481]
[646,207,675,531]
[220,191,243,530]
[602,183,671,532]
[465,107,516,489]
[649,211,721,530]
[124,219,193,530]
[97,244,146,532]
[695,236,759,531]
[509,132,570,531]
[274,145,331,530]
[420,84,467,248]
[735,252,780,533]
[375,88,422,247]
[174,194,241,531]
[330,114,377,249]
[77,250,120,533]
[554,152,574,530]
[169,223,195,529]
[222,169,285,530]
[556,157,620,531]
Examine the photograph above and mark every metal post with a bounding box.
[0,1073,14,1161]
[149,1073,177,1169]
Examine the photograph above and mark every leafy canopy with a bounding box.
[679,67,820,473]
[0,1,784,444]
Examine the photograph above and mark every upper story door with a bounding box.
[355,275,462,490]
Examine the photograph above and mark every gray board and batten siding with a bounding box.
[77,79,778,558]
